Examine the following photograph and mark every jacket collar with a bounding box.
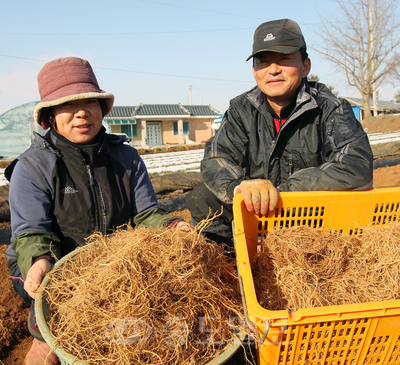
[5,128,115,181]
[245,78,318,118]
[5,132,62,181]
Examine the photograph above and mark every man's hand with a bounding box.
[24,259,52,299]
[235,179,279,215]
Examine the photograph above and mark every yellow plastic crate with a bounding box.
[233,188,400,365]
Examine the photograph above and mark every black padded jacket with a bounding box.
[201,80,373,204]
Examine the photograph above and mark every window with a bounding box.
[121,124,138,138]
[173,121,190,136]
[183,121,189,135]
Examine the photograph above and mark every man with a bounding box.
[186,18,373,244]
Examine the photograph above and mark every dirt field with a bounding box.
[362,113,400,133]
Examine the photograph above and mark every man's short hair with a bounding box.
[252,48,309,66]
[300,48,308,62]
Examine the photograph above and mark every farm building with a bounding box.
[103,104,220,146]
[341,97,400,121]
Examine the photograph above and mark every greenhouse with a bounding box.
[0,101,42,159]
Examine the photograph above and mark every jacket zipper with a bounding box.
[95,147,108,232]
[97,183,108,233]
[86,165,100,231]
[267,111,302,178]
[266,89,318,161]
[288,154,293,176]
[266,140,276,178]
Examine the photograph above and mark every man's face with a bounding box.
[252,51,311,106]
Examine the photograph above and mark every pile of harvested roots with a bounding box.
[253,221,400,312]
[41,224,245,365]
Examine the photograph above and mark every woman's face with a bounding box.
[52,98,103,144]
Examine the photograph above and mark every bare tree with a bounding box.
[392,90,400,104]
[314,0,400,120]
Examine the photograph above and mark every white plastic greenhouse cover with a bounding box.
[0,101,42,159]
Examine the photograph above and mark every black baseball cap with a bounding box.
[246,19,307,61]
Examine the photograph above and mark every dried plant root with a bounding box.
[42,225,245,365]
[254,222,400,312]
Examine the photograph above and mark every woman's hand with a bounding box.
[24,259,52,299]
[175,221,192,232]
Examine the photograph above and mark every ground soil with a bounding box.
[1,114,400,364]
[362,113,400,133]
[0,244,31,364]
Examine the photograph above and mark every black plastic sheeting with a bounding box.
[0,228,11,245]
[158,195,187,213]
[373,157,400,169]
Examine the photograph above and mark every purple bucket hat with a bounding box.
[34,57,114,129]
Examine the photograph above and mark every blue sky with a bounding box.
[0,0,399,116]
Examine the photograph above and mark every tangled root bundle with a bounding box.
[42,225,244,365]
[254,221,400,313]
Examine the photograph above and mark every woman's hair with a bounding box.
[98,99,107,117]
[47,108,56,129]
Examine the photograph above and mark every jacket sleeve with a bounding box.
[9,162,62,279]
[200,106,249,204]
[12,231,61,280]
[133,207,183,229]
[288,98,373,191]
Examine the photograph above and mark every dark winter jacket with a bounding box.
[6,128,180,279]
[201,80,373,204]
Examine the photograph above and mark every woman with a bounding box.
[6,57,189,364]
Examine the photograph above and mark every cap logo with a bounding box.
[264,33,276,42]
